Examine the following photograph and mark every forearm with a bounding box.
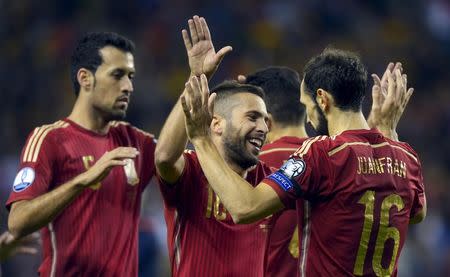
[155,95,189,165]
[192,138,260,222]
[8,178,85,238]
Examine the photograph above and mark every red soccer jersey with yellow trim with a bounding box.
[158,150,272,277]
[264,129,425,277]
[259,136,306,277]
[6,118,156,277]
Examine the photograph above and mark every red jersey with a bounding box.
[7,119,156,277]
[259,136,306,277]
[264,129,425,277]
[158,150,272,277]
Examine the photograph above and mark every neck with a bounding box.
[266,123,307,143]
[67,96,110,134]
[212,136,248,177]
[327,109,369,136]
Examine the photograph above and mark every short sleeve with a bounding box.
[410,159,426,218]
[263,136,334,206]
[6,129,56,209]
[157,150,198,209]
[132,126,157,189]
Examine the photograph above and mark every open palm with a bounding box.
[183,16,232,78]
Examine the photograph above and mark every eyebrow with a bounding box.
[246,110,269,119]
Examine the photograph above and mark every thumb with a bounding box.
[215,46,233,64]
[371,85,382,110]
[208,93,216,116]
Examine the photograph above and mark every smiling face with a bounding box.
[300,79,329,136]
[90,46,135,121]
[219,92,269,169]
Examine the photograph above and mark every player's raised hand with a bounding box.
[181,74,215,140]
[182,15,232,79]
[368,62,413,140]
[75,147,139,188]
[0,231,40,261]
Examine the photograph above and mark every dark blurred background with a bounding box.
[0,0,449,276]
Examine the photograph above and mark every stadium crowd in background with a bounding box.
[1,0,449,276]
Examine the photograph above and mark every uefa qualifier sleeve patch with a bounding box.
[268,158,305,196]
[13,167,35,192]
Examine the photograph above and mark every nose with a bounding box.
[122,77,133,94]
[256,118,269,134]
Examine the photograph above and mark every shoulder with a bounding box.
[293,135,329,158]
[110,121,157,143]
[22,120,70,163]
[384,138,420,163]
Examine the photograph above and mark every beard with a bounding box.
[311,105,329,136]
[222,123,259,170]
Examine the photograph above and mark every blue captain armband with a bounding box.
[268,158,305,196]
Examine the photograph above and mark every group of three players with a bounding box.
[5,15,424,276]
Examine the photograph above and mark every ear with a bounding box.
[77,68,94,92]
[267,114,274,132]
[210,115,224,135]
[316,88,331,113]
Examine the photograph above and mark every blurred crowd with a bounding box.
[1,0,449,276]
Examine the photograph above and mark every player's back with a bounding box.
[259,136,306,277]
[297,129,424,277]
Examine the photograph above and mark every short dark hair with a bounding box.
[210,80,265,117]
[245,66,305,126]
[70,32,135,95]
[303,48,367,111]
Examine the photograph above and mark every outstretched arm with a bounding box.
[367,62,414,141]
[155,15,232,184]
[181,75,283,223]
[8,147,138,238]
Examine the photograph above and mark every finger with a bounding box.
[237,75,247,83]
[371,85,382,110]
[200,74,210,107]
[185,81,195,112]
[403,88,414,109]
[214,46,233,64]
[395,69,404,103]
[16,246,38,255]
[393,62,402,74]
[188,19,199,43]
[208,93,217,116]
[380,63,394,87]
[371,74,385,99]
[190,76,203,109]
[385,71,396,107]
[200,17,211,41]
[181,29,192,51]
[193,15,204,40]
[180,94,192,121]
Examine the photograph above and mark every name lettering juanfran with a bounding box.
[356,156,407,178]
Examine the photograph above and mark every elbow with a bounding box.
[155,147,176,168]
[410,208,426,225]
[230,206,259,225]
[8,202,31,239]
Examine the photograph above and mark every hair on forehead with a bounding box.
[303,47,368,112]
[210,80,265,117]
[245,66,305,126]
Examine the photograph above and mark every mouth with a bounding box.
[115,97,129,109]
[246,137,264,152]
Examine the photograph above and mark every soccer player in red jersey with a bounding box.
[181,48,425,276]
[6,32,156,276]
[155,16,272,276]
[243,67,307,277]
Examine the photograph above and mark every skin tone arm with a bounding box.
[155,15,232,183]
[8,147,139,239]
[182,68,417,224]
[368,62,414,141]
[180,75,283,223]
